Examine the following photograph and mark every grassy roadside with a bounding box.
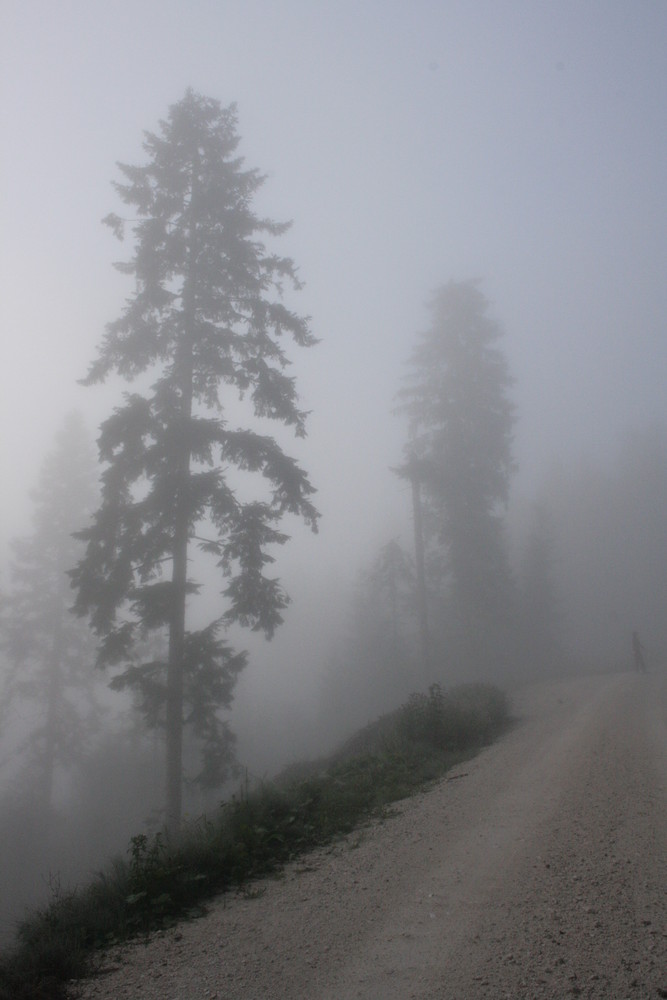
[0,682,509,1000]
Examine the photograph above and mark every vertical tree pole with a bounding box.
[165,157,198,836]
[388,547,399,648]
[166,411,190,834]
[408,456,430,683]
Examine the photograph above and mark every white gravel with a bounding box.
[70,670,667,1000]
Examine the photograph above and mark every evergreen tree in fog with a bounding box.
[367,540,415,649]
[71,91,319,834]
[0,412,100,819]
[320,540,418,737]
[397,280,516,676]
[519,501,564,674]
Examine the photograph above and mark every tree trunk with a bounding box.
[39,579,71,828]
[165,347,194,836]
[389,557,399,648]
[166,516,187,837]
[410,467,430,685]
[166,166,198,837]
[39,620,62,825]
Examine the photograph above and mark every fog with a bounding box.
[2,1,667,943]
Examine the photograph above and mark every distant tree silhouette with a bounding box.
[320,540,419,737]
[0,412,101,819]
[366,540,415,648]
[543,425,667,666]
[397,281,516,675]
[519,501,564,674]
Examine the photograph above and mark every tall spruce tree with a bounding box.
[71,91,318,833]
[0,412,100,818]
[397,280,516,675]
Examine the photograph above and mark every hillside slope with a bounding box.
[71,671,667,1000]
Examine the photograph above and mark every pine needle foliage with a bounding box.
[396,280,516,673]
[70,91,319,832]
[0,413,100,813]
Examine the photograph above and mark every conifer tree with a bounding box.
[71,91,318,833]
[367,540,415,648]
[519,501,563,674]
[0,412,100,817]
[397,280,516,675]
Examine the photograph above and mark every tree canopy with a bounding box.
[71,90,319,832]
[0,412,100,815]
[397,280,516,675]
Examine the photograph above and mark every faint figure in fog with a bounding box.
[631,630,647,672]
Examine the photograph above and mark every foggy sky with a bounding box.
[2,1,667,715]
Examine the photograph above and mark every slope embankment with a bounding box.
[72,670,667,1000]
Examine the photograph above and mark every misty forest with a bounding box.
[1,6,666,985]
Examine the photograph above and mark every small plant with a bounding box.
[125,833,177,931]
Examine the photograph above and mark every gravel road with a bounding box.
[71,670,667,1000]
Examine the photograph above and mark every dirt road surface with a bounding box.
[72,671,667,1000]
